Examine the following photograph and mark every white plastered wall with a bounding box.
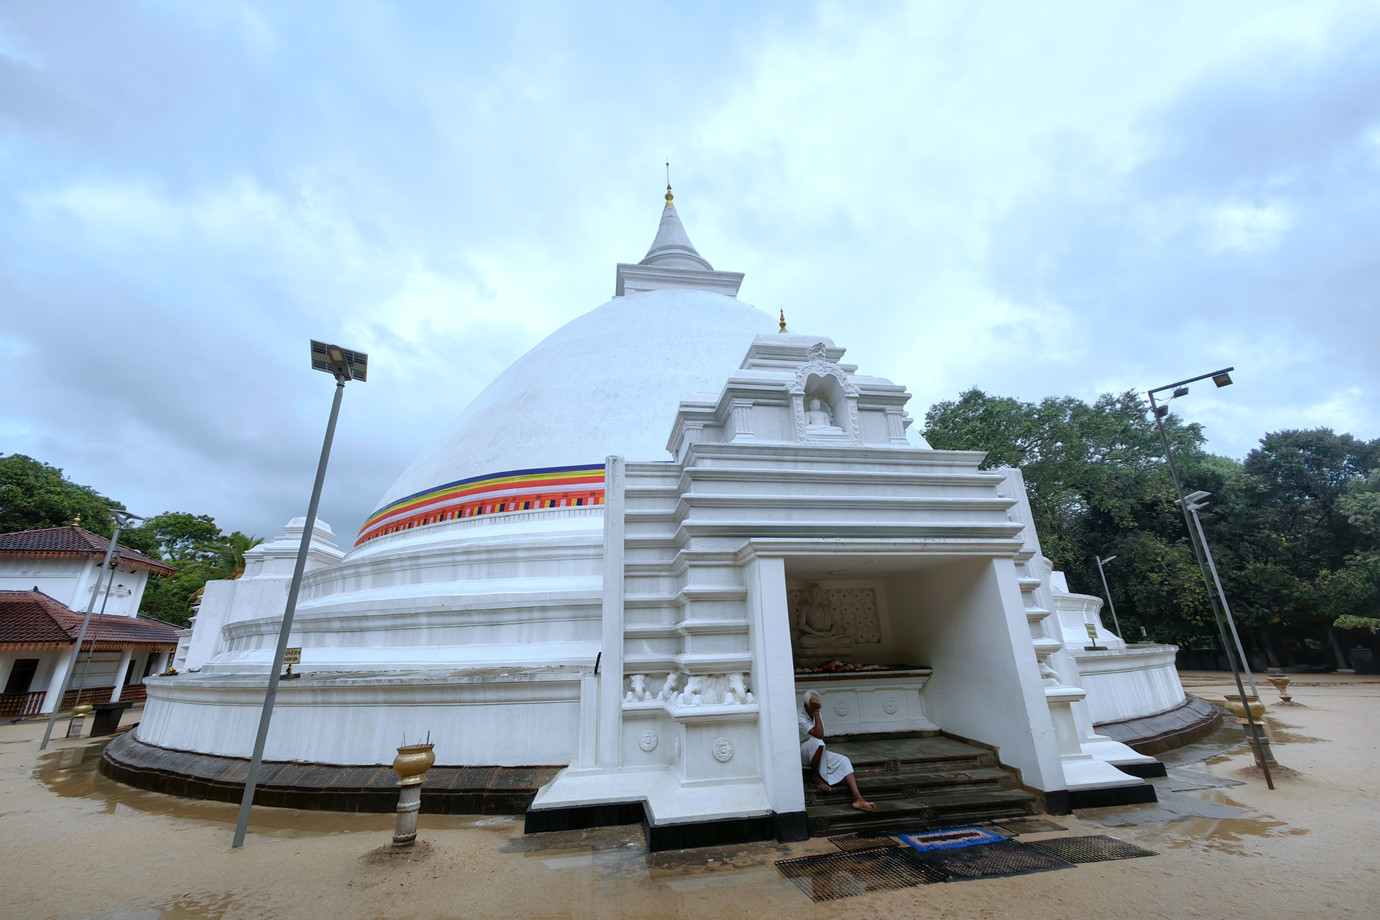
[885,557,1062,791]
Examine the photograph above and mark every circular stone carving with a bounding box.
[833,700,850,717]
[712,738,734,763]
[882,698,899,715]
[638,729,658,752]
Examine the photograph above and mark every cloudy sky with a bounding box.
[2,1,1377,543]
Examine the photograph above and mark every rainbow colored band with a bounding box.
[356,463,605,545]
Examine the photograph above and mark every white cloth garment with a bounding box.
[799,702,854,785]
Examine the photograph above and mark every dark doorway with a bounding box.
[4,659,39,695]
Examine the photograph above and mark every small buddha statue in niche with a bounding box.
[804,397,835,428]
[795,583,851,650]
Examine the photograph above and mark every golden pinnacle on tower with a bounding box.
[665,184,673,208]
[779,309,787,333]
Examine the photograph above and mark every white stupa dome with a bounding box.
[356,195,777,545]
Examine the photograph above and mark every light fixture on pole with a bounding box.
[40,509,143,750]
[232,341,368,848]
[1148,367,1272,789]
[1094,554,1123,640]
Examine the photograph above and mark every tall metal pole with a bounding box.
[40,512,136,750]
[72,551,123,710]
[1149,378,1272,788]
[1095,555,1123,640]
[232,376,347,848]
[1186,501,1260,699]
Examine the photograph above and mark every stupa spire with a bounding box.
[639,198,713,271]
[613,183,745,297]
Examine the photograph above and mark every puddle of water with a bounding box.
[502,823,643,857]
[1152,789,1309,855]
[1156,720,1247,768]
[647,840,797,876]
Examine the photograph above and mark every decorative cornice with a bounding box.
[614,263,744,297]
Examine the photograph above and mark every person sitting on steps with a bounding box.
[799,692,876,812]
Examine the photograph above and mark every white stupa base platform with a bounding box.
[138,665,593,767]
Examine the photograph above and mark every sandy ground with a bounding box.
[2,672,1377,920]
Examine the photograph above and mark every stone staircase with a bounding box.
[803,734,1041,837]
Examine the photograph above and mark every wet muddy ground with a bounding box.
[3,672,1377,919]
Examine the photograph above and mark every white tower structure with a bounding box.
[125,189,1172,849]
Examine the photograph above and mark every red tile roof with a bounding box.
[0,590,181,650]
[0,525,178,577]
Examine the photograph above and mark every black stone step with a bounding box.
[827,736,1000,775]
[801,733,1038,838]
[803,765,1018,807]
[805,787,1041,838]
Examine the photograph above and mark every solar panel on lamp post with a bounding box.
[232,341,368,848]
[40,509,142,750]
[1148,367,1272,789]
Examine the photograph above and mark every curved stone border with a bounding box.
[1093,695,1222,756]
[100,731,561,814]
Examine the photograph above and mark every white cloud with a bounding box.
[1202,198,1292,253]
[2,0,1378,536]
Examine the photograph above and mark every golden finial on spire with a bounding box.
[72,514,81,525]
[665,185,673,208]
[665,159,673,208]
[778,309,787,333]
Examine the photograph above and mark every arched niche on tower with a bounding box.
[790,344,860,443]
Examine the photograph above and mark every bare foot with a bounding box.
[809,777,832,793]
[851,799,877,812]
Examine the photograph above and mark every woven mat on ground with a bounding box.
[898,826,1006,852]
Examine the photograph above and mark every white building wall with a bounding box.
[888,558,1061,791]
[0,556,150,618]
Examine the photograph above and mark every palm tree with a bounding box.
[216,531,263,580]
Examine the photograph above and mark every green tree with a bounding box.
[1207,430,1380,651]
[923,388,1217,645]
[133,515,262,627]
[0,453,268,628]
[137,512,224,565]
[0,454,123,535]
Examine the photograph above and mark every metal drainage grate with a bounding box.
[993,817,1068,835]
[829,833,899,853]
[1022,834,1156,864]
[776,848,947,901]
[904,840,1073,880]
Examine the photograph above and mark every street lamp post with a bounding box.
[1148,367,1272,789]
[232,341,368,848]
[1094,554,1123,640]
[40,509,143,750]
[1181,491,1260,700]
[72,549,124,711]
